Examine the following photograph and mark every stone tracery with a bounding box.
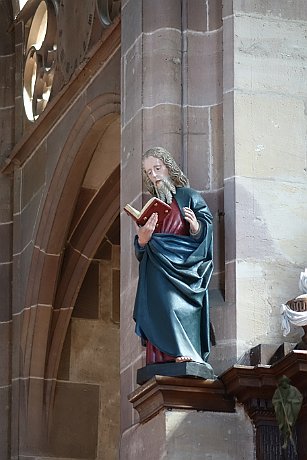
[23,0,56,121]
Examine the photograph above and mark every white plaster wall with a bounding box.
[234,14,307,96]
[230,9,307,356]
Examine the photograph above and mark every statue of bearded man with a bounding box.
[133,147,214,366]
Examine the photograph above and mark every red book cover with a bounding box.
[124,197,171,226]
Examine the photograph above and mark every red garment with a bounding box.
[154,198,190,236]
[146,342,175,364]
[146,198,190,364]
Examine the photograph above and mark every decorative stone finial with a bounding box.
[281,269,307,348]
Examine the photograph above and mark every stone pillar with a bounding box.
[180,0,231,374]
[0,174,13,460]
[182,0,224,291]
[14,20,25,144]
[120,0,241,456]
[120,0,184,435]
[0,2,14,459]
[121,0,225,423]
[223,0,307,359]
[0,1,15,164]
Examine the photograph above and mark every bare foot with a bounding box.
[175,356,193,363]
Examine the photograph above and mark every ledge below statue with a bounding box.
[137,361,215,385]
[129,350,307,459]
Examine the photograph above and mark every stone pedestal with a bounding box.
[124,375,253,460]
[125,350,307,460]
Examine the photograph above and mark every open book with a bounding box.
[124,197,172,226]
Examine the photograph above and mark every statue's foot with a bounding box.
[175,356,193,363]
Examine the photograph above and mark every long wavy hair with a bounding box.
[142,147,189,195]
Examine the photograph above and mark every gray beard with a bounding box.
[154,177,176,204]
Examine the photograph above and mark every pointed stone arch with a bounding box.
[20,92,120,441]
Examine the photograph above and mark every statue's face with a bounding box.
[143,156,169,188]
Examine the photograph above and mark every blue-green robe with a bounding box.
[133,187,213,364]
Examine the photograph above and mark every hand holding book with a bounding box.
[137,212,158,246]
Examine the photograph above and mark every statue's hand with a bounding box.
[183,207,200,234]
[137,213,158,246]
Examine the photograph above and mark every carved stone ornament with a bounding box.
[21,0,121,122]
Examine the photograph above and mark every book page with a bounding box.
[124,204,140,219]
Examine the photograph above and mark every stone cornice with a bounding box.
[129,351,307,424]
[1,18,121,175]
